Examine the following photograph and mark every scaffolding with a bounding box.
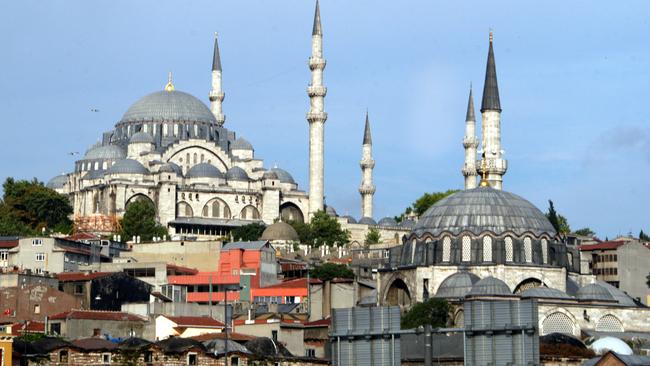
[73,214,121,234]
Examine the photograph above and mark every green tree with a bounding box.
[396,190,459,221]
[289,220,313,244]
[120,199,167,242]
[640,230,650,242]
[309,263,354,282]
[573,227,595,237]
[401,298,451,329]
[231,222,266,241]
[0,177,72,235]
[290,211,349,247]
[546,200,570,235]
[365,228,381,245]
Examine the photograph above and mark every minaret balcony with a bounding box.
[359,185,376,195]
[308,57,326,70]
[209,91,225,101]
[461,165,477,177]
[306,111,328,123]
[476,158,508,175]
[462,137,478,148]
[360,159,375,169]
[307,85,327,97]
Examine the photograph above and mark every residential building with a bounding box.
[127,240,222,272]
[154,315,224,340]
[0,268,58,288]
[57,271,152,310]
[48,309,148,339]
[0,284,81,322]
[81,261,198,291]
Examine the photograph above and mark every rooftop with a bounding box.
[49,309,146,322]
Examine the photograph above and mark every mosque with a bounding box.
[46,2,409,243]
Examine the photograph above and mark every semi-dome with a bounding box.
[378,217,398,227]
[359,217,377,226]
[434,272,480,299]
[120,90,217,124]
[130,132,154,144]
[413,186,556,238]
[107,159,149,175]
[186,163,224,179]
[260,222,299,242]
[84,144,127,160]
[466,276,512,297]
[577,283,615,302]
[232,137,253,150]
[270,168,296,184]
[159,162,182,176]
[226,166,250,181]
[520,286,572,300]
[399,219,416,229]
[46,174,68,189]
[342,215,357,224]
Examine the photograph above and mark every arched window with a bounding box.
[483,236,493,262]
[240,205,260,220]
[524,237,532,263]
[201,198,230,219]
[505,236,513,262]
[541,238,548,264]
[200,154,205,163]
[177,202,193,217]
[193,153,197,164]
[461,236,471,262]
[442,236,451,262]
[596,314,624,332]
[542,312,575,336]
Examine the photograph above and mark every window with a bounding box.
[59,350,69,363]
[442,236,451,262]
[306,349,316,358]
[541,239,548,264]
[524,237,532,263]
[0,251,7,261]
[505,236,513,262]
[144,351,153,364]
[32,239,43,246]
[231,356,240,366]
[102,353,111,364]
[74,284,84,295]
[34,304,40,314]
[123,268,155,277]
[187,352,197,365]
[50,323,61,335]
[271,330,278,342]
[482,236,493,262]
[461,236,471,262]
[35,253,46,262]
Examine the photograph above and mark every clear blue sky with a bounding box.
[1,1,649,239]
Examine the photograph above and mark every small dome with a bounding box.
[342,215,357,224]
[466,276,512,297]
[84,144,127,160]
[595,281,636,306]
[590,337,633,355]
[46,174,68,189]
[378,217,398,227]
[359,217,377,226]
[107,159,149,175]
[186,163,224,179]
[82,170,106,180]
[159,162,182,176]
[399,219,416,229]
[577,283,615,302]
[270,168,296,184]
[260,222,299,242]
[130,132,154,144]
[434,272,480,299]
[262,170,279,180]
[120,90,216,124]
[226,166,250,181]
[520,287,572,300]
[325,205,337,217]
[232,137,253,150]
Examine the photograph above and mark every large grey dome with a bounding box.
[270,168,296,184]
[359,217,377,226]
[130,132,154,144]
[577,283,615,302]
[520,287,572,300]
[378,217,398,227]
[46,174,68,189]
[434,272,480,299]
[186,163,224,179]
[120,90,217,124]
[226,166,250,181]
[413,186,556,237]
[107,159,149,175]
[232,137,253,151]
[466,276,513,297]
[84,144,126,160]
[260,222,299,242]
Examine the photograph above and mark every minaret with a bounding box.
[209,33,226,126]
[462,87,479,189]
[359,112,376,218]
[477,32,507,189]
[307,0,327,217]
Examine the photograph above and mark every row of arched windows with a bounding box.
[177,200,260,220]
[439,234,553,264]
[117,122,214,140]
[541,312,623,336]
[77,160,117,172]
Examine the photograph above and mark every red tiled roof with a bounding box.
[10,321,45,335]
[0,240,18,249]
[166,263,199,275]
[57,272,113,281]
[260,278,309,290]
[579,241,626,251]
[163,315,224,327]
[65,232,100,241]
[49,309,146,322]
[190,332,255,342]
[305,318,331,327]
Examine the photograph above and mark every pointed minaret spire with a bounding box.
[209,33,226,126]
[462,86,479,189]
[478,32,507,189]
[312,0,322,36]
[307,0,327,218]
[481,31,501,112]
[359,112,375,219]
